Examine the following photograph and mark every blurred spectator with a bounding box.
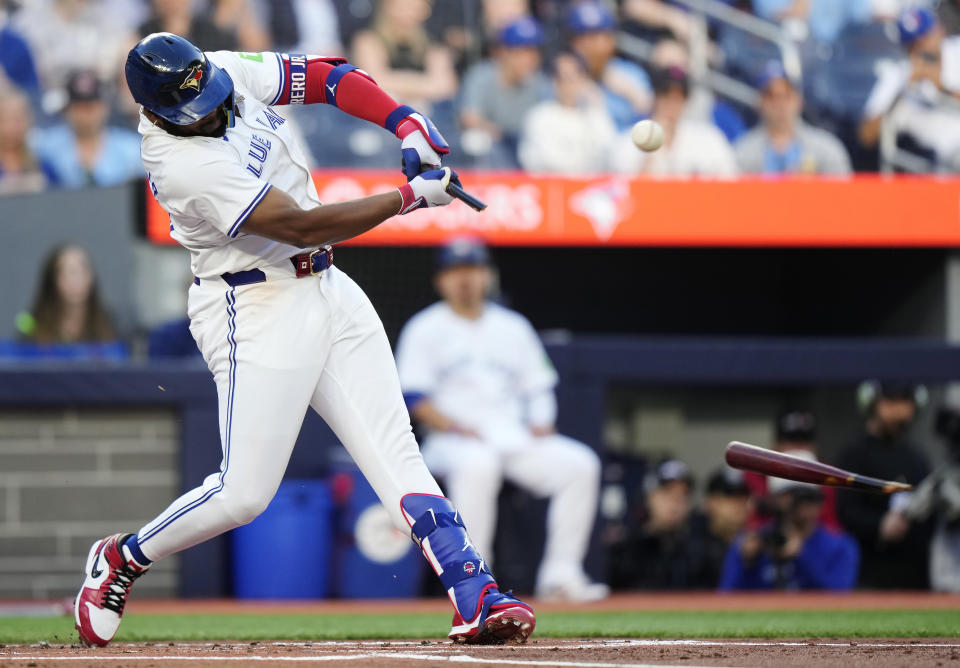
[0,8,39,93]
[743,411,841,531]
[566,1,653,131]
[0,85,56,195]
[836,381,932,589]
[459,16,552,166]
[859,7,960,170]
[351,0,458,112]
[894,404,960,592]
[751,0,873,44]
[395,237,607,602]
[139,0,245,53]
[518,51,616,173]
[33,70,142,188]
[251,0,342,56]
[719,472,859,590]
[621,0,692,43]
[610,66,738,177]
[735,61,852,175]
[13,0,131,94]
[18,244,118,345]
[423,0,483,75]
[609,459,720,589]
[209,0,269,52]
[691,467,753,588]
[647,37,746,142]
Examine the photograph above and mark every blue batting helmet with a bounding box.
[125,32,234,125]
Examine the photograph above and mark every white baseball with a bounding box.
[631,119,664,152]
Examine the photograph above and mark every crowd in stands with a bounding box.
[606,387,960,592]
[3,0,960,196]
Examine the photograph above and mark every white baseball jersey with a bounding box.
[139,51,317,278]
[395,302,558,438]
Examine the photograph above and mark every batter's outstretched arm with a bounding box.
[241,169,454,246]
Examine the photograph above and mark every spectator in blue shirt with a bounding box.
[33,69,143,189]
[566,1,653,131]
[719,470,859,591]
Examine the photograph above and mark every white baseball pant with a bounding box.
[135,264,442,561]
[422,431,601,589]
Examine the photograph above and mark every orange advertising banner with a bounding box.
[145,171,960,247]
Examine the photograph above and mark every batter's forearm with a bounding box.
[289,193,403,247]
[242,186,402,247]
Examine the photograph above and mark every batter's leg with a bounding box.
[307,281,442,525]
[75,280,329,647]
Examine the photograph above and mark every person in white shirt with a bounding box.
[518,51,617,174]
[395,237,608,602]
[610,66,738,177]
[860,6,960,168]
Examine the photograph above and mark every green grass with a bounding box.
[2,609,959,644]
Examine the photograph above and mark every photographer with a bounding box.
[886,405,960,592]
[719,460,859,591]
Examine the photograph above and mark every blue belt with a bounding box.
[194,248,333,287]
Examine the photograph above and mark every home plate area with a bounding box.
[3,638,960,668]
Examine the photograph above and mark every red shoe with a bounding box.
[448,587,536,645]
[74,534,148,647]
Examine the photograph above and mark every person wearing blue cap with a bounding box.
[735,60,851,175]
[859,6,960,166]
[566,1,653,131]
[459,16,552,164]
[395,236,609,602]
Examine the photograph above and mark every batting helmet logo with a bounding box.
[180,65,203,91]
[463,561,476,576]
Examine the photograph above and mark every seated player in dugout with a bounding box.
[395,236,609,602]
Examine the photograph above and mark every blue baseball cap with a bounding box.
[435,236,490,271]
[755,60,794,91]
[499,16,543,48]
[567,2,617,34]
[898,7,937,46]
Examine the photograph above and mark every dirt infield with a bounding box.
[2,638,960,668]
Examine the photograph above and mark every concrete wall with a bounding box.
[0,408,180,599]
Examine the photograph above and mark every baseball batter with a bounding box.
[74,33,534,647]
[395,237,608,602]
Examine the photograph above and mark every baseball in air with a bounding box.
[631,119,664,152]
